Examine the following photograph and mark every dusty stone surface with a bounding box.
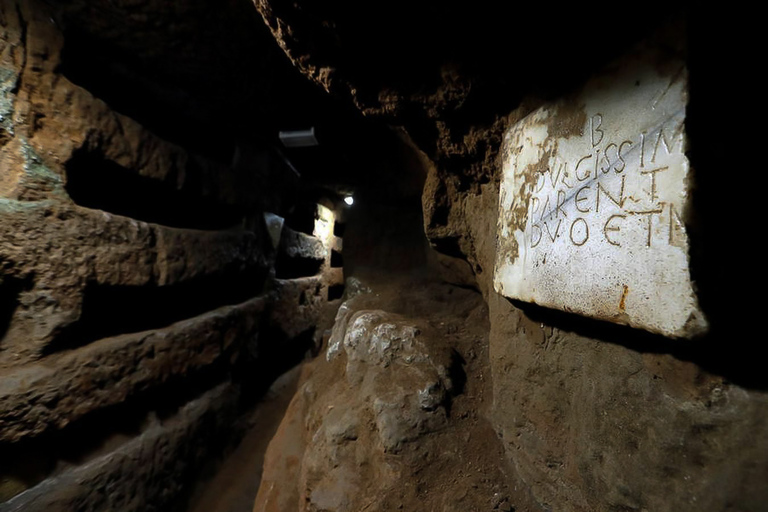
[330,235,342,254]
[325,267,343,286]
[0,297,264,443]
[0,383,241,512]
[312,203,335,241]
[488,291,768,511]
[325,308,454,451]
[254,277,541,512]
[494,48,706,338]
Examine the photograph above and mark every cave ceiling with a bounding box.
[41,0,679,190]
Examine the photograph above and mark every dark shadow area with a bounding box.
[44,265,267,355]
[235,327,315,400]
[345,193,434,278]
[60,31,226,162]
[430,236,465,260]
[0,275,32,342]
[0,357,233,505]
[340,128,437,281]
[511,298,767,391]
[184,365,303,512]
[274,252,323,279]
[330,249,343,268]
[333,221,346,237]
[178,327,317,512]
[282,202,316,236]
[327,284,345,301]
[672,9,758,389]
[65,148,244,230]
[443,349,468,417]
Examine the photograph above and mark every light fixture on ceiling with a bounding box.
[279,127,319,148]
[344,195,354,206]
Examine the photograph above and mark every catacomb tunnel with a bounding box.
[0,2,763,511]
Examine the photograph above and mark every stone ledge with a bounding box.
[0,201,266,363]
[0,382,240,512]
[0,297,264,443]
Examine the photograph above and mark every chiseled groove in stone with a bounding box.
[0,297,264,443]
[0,382,239,512]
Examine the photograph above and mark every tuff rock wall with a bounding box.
[0,1,345,509]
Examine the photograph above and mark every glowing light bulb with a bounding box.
[344,196,354,206]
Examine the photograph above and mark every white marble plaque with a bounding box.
[493,52,706,338]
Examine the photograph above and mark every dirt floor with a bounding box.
[186,366,303,512]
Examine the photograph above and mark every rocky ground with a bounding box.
[253,272,542,512]
[230,264,553,512]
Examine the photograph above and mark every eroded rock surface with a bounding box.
[255,277,540,512]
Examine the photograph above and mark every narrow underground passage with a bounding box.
[189,168,459,512]
[0,31,494,509]
[0,4,761,512]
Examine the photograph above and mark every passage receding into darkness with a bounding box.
[493,48,706,338]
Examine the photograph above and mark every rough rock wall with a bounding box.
[254,4,768,511]
[0,1,339,509]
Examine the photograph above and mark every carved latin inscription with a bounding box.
[526,114,683,251]
[493,51,706,338]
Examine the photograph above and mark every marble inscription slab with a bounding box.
[493,52,706,338]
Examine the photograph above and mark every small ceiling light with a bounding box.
[344,196,354,206]
[279,127,319,148]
